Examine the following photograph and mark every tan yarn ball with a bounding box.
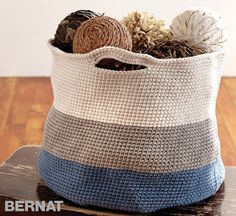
[73,16,132,53]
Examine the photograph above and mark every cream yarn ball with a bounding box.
[170,8,228,52]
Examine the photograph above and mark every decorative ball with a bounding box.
[122,11,170,53]
[170,8,228,52]
[73,16,132,53]
[53,10,101,52]
[147,40,204,59]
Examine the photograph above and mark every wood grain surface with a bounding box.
[0,77,236,165]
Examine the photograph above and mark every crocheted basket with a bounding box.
[39,39,226,213]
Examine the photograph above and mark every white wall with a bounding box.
[0,0,235,76]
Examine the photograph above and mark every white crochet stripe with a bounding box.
[49,42,225,127]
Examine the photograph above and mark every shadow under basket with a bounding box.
[38,39,227,213]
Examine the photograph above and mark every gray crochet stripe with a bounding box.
[43,106,220,173]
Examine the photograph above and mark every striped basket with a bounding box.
[39,39,226,213]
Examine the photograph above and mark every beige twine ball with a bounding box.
[73,16,132,53]
[170,8,228,52]
[122,11,170,53]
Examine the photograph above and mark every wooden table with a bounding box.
[0,146,235,216]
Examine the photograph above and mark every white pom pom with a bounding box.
[170,8,228,52]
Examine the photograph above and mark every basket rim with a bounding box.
[48,39,227,63]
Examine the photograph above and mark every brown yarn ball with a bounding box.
[53,10,101,53]
[73,16,132,53]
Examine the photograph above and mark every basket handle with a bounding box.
[87,46,157,68]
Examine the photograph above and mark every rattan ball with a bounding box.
[147,40,204,59]
[73,16,132,53]
[170,8,228,52]
[53,10,101,52]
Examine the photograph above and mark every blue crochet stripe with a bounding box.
[38,149,225,213]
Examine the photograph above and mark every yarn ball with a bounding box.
[73,16,132,53]
[170,8,228,52]
[53,10,101,52]
[147,40,204,59]
[122,11,170,53]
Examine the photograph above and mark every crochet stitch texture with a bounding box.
[39,40,226,213]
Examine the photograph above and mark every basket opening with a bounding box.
[95,58,147,71]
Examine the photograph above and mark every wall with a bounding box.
[0,0,235,76]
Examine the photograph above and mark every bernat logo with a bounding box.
[5,200,63,212]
